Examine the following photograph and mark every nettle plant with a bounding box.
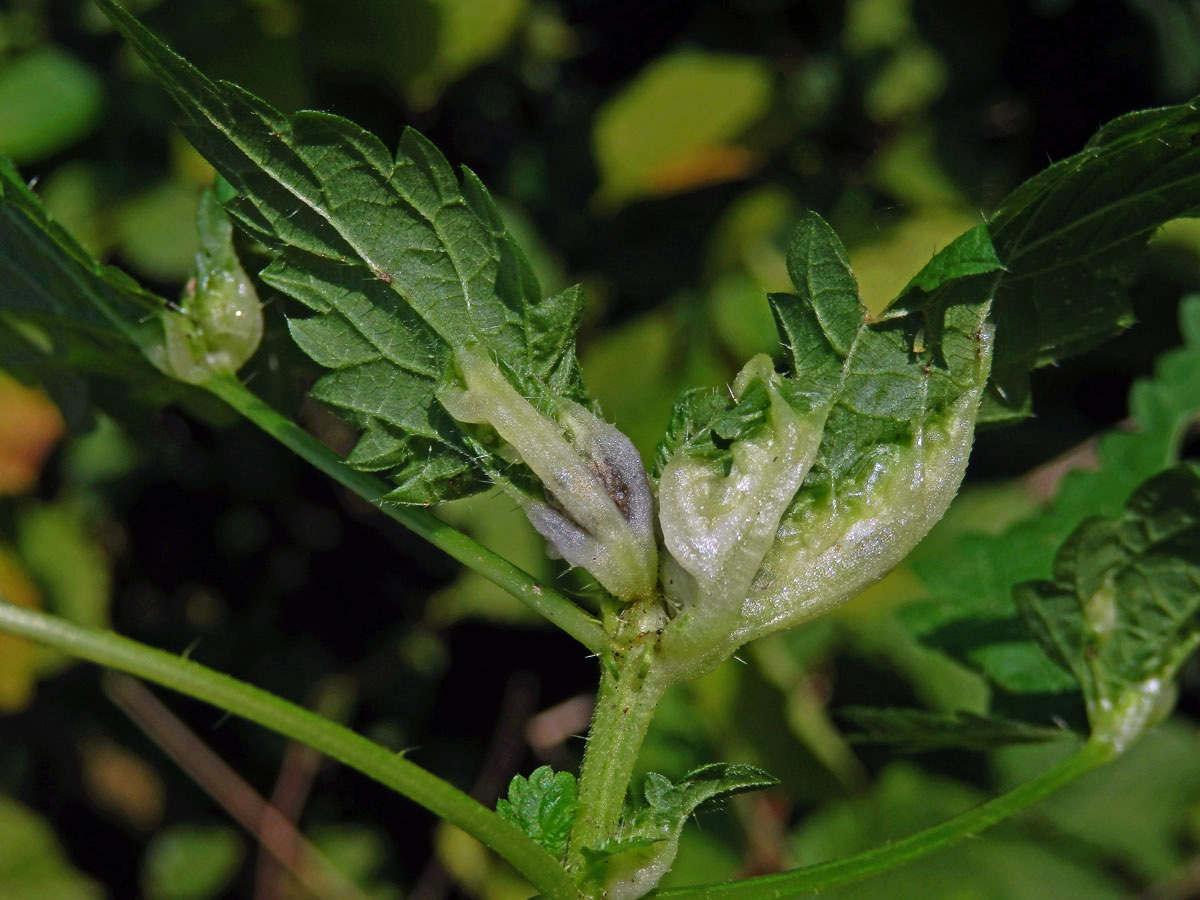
[2,3,1200,899]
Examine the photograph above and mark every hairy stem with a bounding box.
[654,738,1114,899]
[205,373,606,654]
[0,599,581,900]
[568,600,672,882]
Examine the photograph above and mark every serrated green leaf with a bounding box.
[778,213,998,487]
[890,95,1200,424]
[495,766,578,860]
[898,224,1004,294]
[588,763,778,900]
[652,387,731,478]
[0,155,159,355]
[95,0,587,504]
[710,377,771,441]
[767,292,844,411]
[1014,465,1200,751]
[904,297,1200,700]
[783,213,865,357]
[839,707,1071,752]
[643,762,779,819]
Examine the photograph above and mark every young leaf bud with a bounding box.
[440,344,657,601]
[151,189,263,384]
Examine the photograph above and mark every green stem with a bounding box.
[653,738,1114,900]
[0,600,580,900]
[568,604,672,882]
[204,373,606,654]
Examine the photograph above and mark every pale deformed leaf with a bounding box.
[1015,465,1200,753]
[655,212,999,679]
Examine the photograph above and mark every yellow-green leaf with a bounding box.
[593,52,772,208]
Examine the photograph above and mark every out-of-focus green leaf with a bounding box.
[305,0,528,111]
[141,824,245,900]
[839,706,1071,752]
[309,825,402,900]
[409,0,529,109]
[863,42,947,122]
[0,47,103,163]
[427,490,552,628]
[1015,465,1200,750]
[843,0,913,55]
[994,720,1200,881]
[1131,0,1200,97]
[61,412,139,488]
[790,764,1127,900]
[702,186,795,359]
[37,162,113,258]
[593,51,772,208]
[0,793,104,900]
[16,499,110,632]
[0,544,41,713]
[904,298,1200,698]
[433,821,536,900]
[706,273,779,359]
[705,185,794,288]
[115,179,203,282]
[870,128,966,209]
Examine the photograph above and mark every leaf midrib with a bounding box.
[1000,154,1200,272]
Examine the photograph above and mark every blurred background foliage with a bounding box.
[2,0,1200,898]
